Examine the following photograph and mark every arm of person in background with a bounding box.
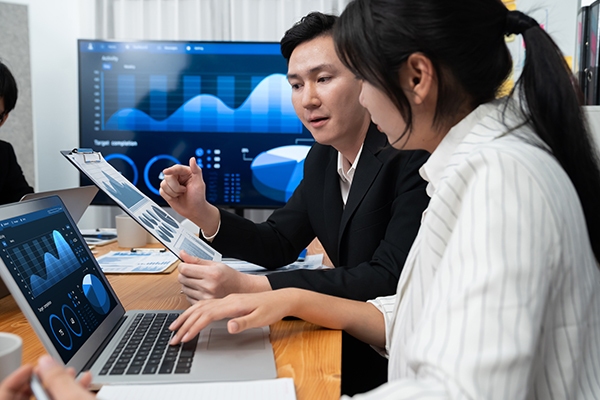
[169,288,386,349]
[160,156,220,237]
[0,355,93,400]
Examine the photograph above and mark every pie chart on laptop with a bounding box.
[82,274,110,315]
[251,145,310,202]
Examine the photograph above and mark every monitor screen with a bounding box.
[78,40,313,208]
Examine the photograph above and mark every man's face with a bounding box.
[0,97,7,128]
[287,35,369,149]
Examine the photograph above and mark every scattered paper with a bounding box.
[225,254,329,275]
[96,377,296,400]
[96,250,178,273]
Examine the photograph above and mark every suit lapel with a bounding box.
[338,125,385,244]
[323,151,343,265]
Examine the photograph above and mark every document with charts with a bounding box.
[61,149,221,262]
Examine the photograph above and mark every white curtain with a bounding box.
[93,0,351,41]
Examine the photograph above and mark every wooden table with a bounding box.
[0,242,341,399]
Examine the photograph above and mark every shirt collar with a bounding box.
[419,100,500,197]
[337,144,364,184]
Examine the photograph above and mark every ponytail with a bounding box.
[508,10,600,262]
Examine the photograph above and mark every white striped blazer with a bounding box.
[347,99,600,399]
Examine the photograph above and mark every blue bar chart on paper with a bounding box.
[78,41,314,208]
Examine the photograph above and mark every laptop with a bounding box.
[0,186,104,298]
[0,196,276,389]
[20,185,99,224]
[21,186,117,245]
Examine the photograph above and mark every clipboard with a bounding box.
[61,149,221,262]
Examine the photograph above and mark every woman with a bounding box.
[169,0,600,398]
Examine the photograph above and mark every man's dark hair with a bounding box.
[280,12,338,62]
[0,61,18,112]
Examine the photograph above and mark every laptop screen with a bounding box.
[0,201,117,362]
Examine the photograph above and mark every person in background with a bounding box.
[0,61,33,205]
[168,0,600,398]
[160,12,430,395]
[0,355,93,400]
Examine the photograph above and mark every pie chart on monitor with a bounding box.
[251,145,310,203]
[82,274,111,315]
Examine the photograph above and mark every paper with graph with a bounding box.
[62,149,220,262]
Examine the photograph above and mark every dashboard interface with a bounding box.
[78,40,314,208]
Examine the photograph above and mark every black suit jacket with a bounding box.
[0,140,33,206]
[211,124,430,301]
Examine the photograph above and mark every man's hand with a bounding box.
[160,157,220,236]
[0,364,33,400]
[178,251,271,303]
[35,355,94,400]
[0,355,94,400]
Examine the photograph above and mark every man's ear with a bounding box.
[399,52,435,106]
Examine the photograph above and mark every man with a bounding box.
[0,61,34,205]
[160,12,429,395]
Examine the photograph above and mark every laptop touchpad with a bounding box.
[207,328,266,350]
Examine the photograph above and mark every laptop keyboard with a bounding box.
[99,312,199,376]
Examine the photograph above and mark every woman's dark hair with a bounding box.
[280,12,338,62]
[334,0,600,262]
[0,61,18,112]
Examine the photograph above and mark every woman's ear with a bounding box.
[399,53,435,106]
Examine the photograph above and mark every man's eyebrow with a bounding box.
[287,63,337,80]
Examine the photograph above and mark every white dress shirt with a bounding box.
[346,99,600,399]
[337,145,363,206]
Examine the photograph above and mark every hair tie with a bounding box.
[505,10,538,36]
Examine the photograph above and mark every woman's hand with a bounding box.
[169,289,298,344]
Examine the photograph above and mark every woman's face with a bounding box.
[358,82,407,148]
[359,79,444,153]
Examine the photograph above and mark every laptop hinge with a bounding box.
[82,314,128,372]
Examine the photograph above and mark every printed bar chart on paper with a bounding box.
[61,150,221,262]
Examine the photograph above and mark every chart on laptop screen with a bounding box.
[0,206,116,361]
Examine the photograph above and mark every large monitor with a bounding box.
[78,40,313,209]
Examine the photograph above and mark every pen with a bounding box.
[82,233,117,239]
[30,373,50,400]
[130,247,167,252]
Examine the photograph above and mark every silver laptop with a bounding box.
[20,185,99,224]
[1,187,102,298]
[0,196,276,388]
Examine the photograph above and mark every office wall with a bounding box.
[507,0,578,81]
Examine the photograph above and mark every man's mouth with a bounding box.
[309,116,329,126]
